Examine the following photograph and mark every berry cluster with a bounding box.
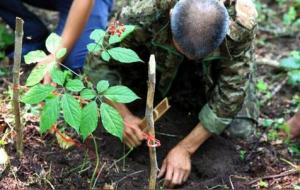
[108,20,125,37]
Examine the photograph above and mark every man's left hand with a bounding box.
[158,144,191,188]
[36,54,56,85]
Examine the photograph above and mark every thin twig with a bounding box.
[256,58,281,68]
[90,135,100,190]
[156,132,179,138]
[107,148,133,171]
[92,162,106,189]
[58,62,81,77]
[146,55,158,190]
[208,184,229,190]
[261,76,288,105]
[229,175,235,190]
[115,170,145,187]
[12,17,24,158]
[248,170,298,185]
[280,158,299,169]
[249,158,300,185]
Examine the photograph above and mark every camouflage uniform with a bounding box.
[84,0,259,138]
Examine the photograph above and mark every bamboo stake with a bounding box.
[146,55,158,190]
[12,17,24,157]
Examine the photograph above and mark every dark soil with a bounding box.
[0,103,249,190]
[100,105,247,190]
[1,96,298,190]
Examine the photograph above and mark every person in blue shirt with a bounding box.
[0,0,113,79]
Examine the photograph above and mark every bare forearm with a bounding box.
[108,101,132,118]
[61,0,94,56]
[178,123,211,155]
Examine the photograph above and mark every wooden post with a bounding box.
[146,55,158,190]
[12,17,24,157]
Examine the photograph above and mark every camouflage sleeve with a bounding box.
[120,0,160,28]
[199,0,257,135]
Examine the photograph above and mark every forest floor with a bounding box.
[0,1,300,190]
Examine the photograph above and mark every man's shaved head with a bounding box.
[171,0,229,59]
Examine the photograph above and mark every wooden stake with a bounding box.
[146,55,158,190]
[140,98,171,131]
[12,17,24,157]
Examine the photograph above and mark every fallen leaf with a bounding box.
[0,148,9,165]
[55,132,75,150]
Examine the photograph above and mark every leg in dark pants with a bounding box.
[0,0,113,69]
[0,0,56,56]
[0,0,59,41]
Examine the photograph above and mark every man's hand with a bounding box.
[123,114,145,148]
[158,144,191,188]
[36,54,56,85]
[158,123,212,188]
[288,109,300,139]
[105,101,145,148]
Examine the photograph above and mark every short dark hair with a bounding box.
[171,0,229,59]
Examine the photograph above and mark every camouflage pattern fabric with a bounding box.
[84,0,259,138]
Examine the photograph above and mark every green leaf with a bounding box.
[24,50,47,64]
[96,80,109,93]
[108,25,136,45]
[64,70,72,81]
[51,67,65,86]
[21,84,55,104]
[0,140,6,146]
[100,103,123,141]
[257,180,268,188]
[108,35,121,45]
[290,51,300,60]
[101,51,111,62]
[283,7,297,25]
[262,119,274,128]
[26,62,56,86]
[87,43,101,53]
[46,33,62,54]
[0,24,14,49]
[80,101,98,140]
[56,48,67,60]
[90,29,106,45]
[40,96,60,134]
[288,70,300,85]
[256,80,268,92]
[61,94,82,132]
[103,85,140,103]
[280,57,300,70]
[108,47,142,63]
[66,79,85,92]
[288,143,300,156]
[80,89,96,100]
[294,185,300,190]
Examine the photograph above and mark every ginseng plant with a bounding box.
[20,22,142,187]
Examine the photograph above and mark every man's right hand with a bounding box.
[123,114,145,148]
[107,101,145,148]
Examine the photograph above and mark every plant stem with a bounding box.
[107,148,133,171]
[90,135,100,190]
[146,55,158,190]
[12,17,24,158]
[122,144,126,171]
[58,62,81,77]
